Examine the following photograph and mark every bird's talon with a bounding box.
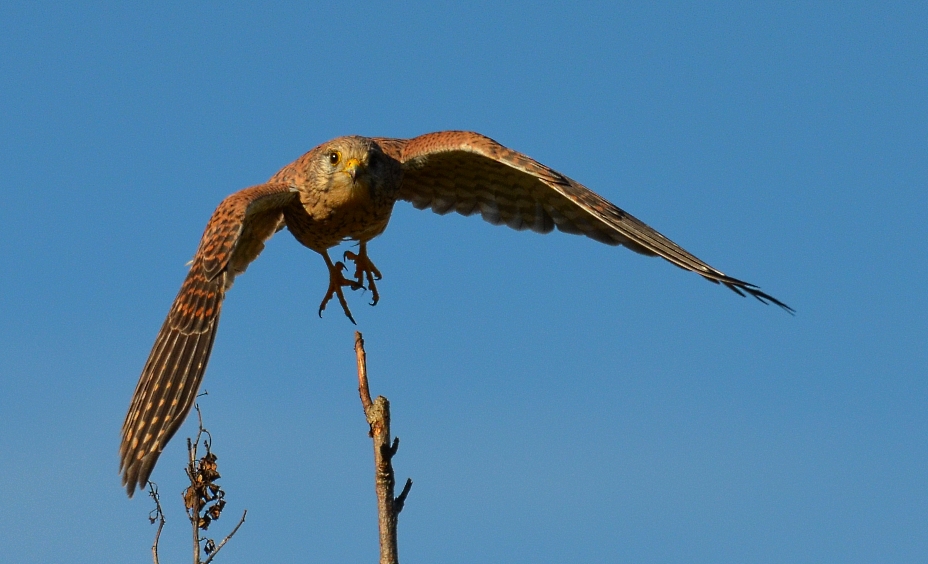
[343,243,383,304]
[320,253,361,322]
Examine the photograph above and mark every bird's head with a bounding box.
[310,136,401,201]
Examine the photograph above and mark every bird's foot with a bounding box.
[318,260,362,324]
[344,246,382,306]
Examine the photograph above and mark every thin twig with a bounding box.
[201,510,248,564]
[394,479,413,514]
[148,482,165,564]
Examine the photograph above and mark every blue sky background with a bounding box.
[1,2,926,562]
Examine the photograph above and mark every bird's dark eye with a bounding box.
[328,151,341,165]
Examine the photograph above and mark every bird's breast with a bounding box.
[283,183,396,252]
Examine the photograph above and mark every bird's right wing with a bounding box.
[120,182,298,496]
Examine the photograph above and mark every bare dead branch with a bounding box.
[186,410,203,564]
[354,331,413,564]
[177,403,246,564]
[355,331,373,414]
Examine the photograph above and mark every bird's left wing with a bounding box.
[377,131,790,311]
[120,182,298,496]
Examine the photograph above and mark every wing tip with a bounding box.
[723,280,795,315]
[120,450,161,498]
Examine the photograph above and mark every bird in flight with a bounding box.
[119,130,791,496]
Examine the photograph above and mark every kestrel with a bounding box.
[120,130,791,496]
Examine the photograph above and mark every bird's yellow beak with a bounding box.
[344,157,361,181]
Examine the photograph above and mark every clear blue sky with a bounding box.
[1,2,925,562]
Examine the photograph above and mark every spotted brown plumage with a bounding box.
[120,182,297,494]
[120,131,791,496]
